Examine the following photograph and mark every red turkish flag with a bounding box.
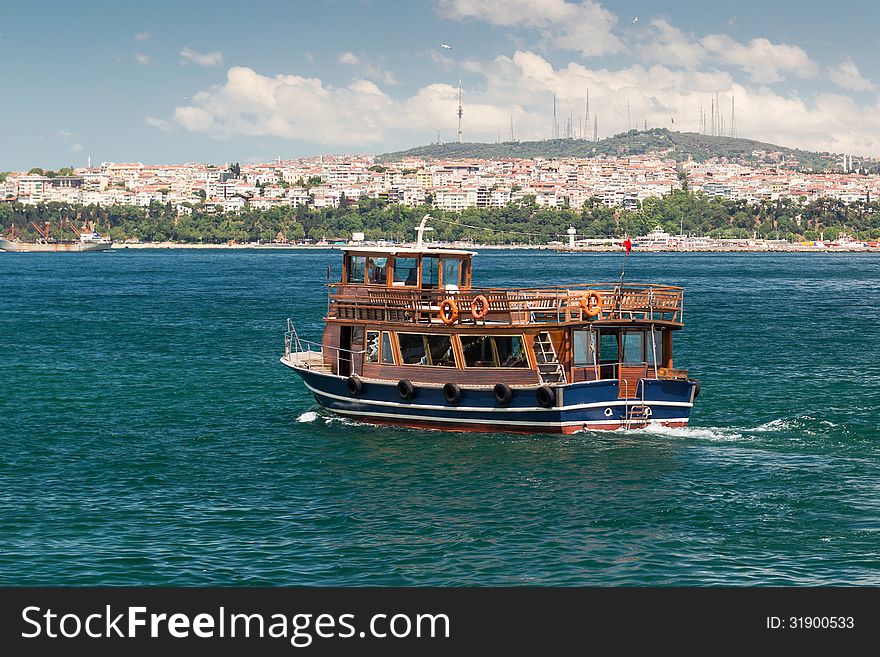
[624,237,632,253]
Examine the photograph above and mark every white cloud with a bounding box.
[145,115,172,131]
[135,53,153,66]
[700,35,817,83]
[337,51,398,85]
[637,19,704,69]
[338,51,359,66]
[133,32,152,41]
[438,0,623,57]
[827,57,876,92]
[167,49,880,156]
[70,143,84,153]
[180,47,223,67]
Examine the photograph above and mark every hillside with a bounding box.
[377,128,869,172]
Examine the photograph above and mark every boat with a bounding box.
[281,216,699,434]
[0,221,113,253]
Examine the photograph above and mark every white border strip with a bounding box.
[330,407,691,428]
[301,380,693,414]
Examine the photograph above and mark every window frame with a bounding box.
[395,332,458,368]
[458,334,530,369]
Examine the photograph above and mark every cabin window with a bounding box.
[365,330,379,363]
[460,335,528,368]
[441,259,461,289]
[572,330,597,366]
[367,257,388,285]
[621,331,645,364]
[381,332,395,365]
[396,333,455,366]
[599,331,619,363]
[422,256,439,288]
[393,257,419,286]
[348,256,367,283]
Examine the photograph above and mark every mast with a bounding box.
[457,80,463,143]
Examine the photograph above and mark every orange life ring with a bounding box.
[580,291,603,318]
[439,298,459,325]
[471,294,490,320]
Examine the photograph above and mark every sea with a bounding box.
[1,249,878,586]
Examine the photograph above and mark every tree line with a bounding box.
[1,191,879,244]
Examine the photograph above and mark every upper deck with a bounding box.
[331,243,683,328]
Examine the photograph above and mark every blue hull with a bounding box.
[283,361,696,434]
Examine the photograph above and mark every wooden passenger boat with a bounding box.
[281,218,699,434]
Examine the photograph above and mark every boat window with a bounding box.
[381,331,395,364]
[398,333,428,365]
[365,331,379,363]
[422,256,439,289]
[621,331,645,364]
[426,335,455,367]
[599,331,619,363]
[441,259,461,289]
[573,330,597,366]
[348,256,366,283]
[367,257,388,285]
[393,257,419,286]
[396,333,456,366]
[460,335,528,368]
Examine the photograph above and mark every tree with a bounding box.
[28,167,44,175]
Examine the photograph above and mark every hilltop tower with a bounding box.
[457,80,463,143]
[730,94,737,138]
[585,89,590,140]
[552,93,558,139]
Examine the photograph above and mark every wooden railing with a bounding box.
[327,283,684,326]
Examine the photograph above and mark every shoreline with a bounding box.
[111,242,880,253]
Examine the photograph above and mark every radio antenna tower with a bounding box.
[730,94,737,138]
[626,100,631,132]
[509,113,514,142]
[710,96,715,136]
[457,80,463,143]
[585,89,590,140]
[552,93,558,139]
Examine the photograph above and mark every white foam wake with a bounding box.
[296,411,319,423]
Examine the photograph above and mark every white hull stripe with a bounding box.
[300,380,693,414]
[329,407,691,428]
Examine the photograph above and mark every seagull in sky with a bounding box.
[441,44,452,50]
[632,16,639,23]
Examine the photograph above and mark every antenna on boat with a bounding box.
[415,214,434,249]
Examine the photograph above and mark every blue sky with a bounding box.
[3,0,880,170]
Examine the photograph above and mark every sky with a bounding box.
[3,0,880,170]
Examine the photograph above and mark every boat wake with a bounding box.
[606,414,846,443]
[751,415,840,436]
[296,411,319,423]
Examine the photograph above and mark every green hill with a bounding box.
[377,128,869,172]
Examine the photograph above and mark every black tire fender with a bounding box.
[494,383,513,406]
[442,382,462,405]
[346,376,363,397]
[397,379,415,400]
[536,385,556,409]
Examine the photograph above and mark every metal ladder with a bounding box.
[533,332,566,383]
[624,379,652,428]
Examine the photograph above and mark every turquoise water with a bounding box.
[1,249,878,585]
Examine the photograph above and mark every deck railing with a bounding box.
[284,318,365,372]
[326,283,683,326]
